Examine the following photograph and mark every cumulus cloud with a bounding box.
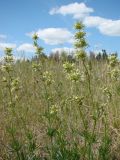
[49,2,120,36]
[0,34,7,41]
[49,2,93,19]
[51,47,75,53]
[0,43,16,51]
[17,43,35,53]
[28,28,73,45]
[84,16,120,36]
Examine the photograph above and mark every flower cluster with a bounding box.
[108,54,119,81]
[32,62,41,72]
[68,69,80,82]
[74,22,88,61]
[72,95,84,106]
[76,50,86,60]
[110,68,120,80]
[11,78,20,93]
[63,62,81,82]
[1,47,20,107]
[63,62,75,73]
[32,33,43,56]
[103,87,112,100]
[50,104,59,115]
[1,48,14,72]
[108,54,118,67]
[42,71,54,86]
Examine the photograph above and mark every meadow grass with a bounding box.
[0,23,120,160]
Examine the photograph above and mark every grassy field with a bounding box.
[0,23,120,160]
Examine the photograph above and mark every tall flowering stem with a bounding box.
[74,22,97,159]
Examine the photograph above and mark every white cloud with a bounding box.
[50,2,120,37]
[26,32,34,38]
[84,16,105,27]
[17,43,35,52]
[28,28,73,45]
[94,50,103,54]
[37,28,73,45]
[49,2,93,19]
[0,34,7,40]
[94,43,102,49]
[84,16,120,36]
[0,43,16,51]
[51,47,75,53]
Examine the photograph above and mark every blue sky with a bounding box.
[0,0,120,58]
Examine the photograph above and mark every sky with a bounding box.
[0,0,120,58]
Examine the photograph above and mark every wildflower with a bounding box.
[74,22,84,30]
[35,46,43,56]
[72,95,84,106]
[32,63,41,72]
[74,39,88,49]
[68,70,80,82]
[4,55,14,63]
[32,33,44,56]
[42,71,54,86]
[103,87,112,100]
[11,78,20,92]
[50,105,59,115]
[11,78,20,87]
[32,33,39,41]
[75,32,86,39]
[110,68,119,80]
[4,48,12,56]
[76,50,86,60]
[63,62,74,73]
[1,64,13,72]
[108,55,118,67]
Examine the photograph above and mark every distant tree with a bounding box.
[67,54,75,62]
[32,52,47,62]
[49,51,60,62]
[60,51,68,62]
[89,51,96,60]
[49,53,54,60]
[96,52,102,61]
[111,52,118,57]
[102,49,108,60]
[54,51,60,62]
